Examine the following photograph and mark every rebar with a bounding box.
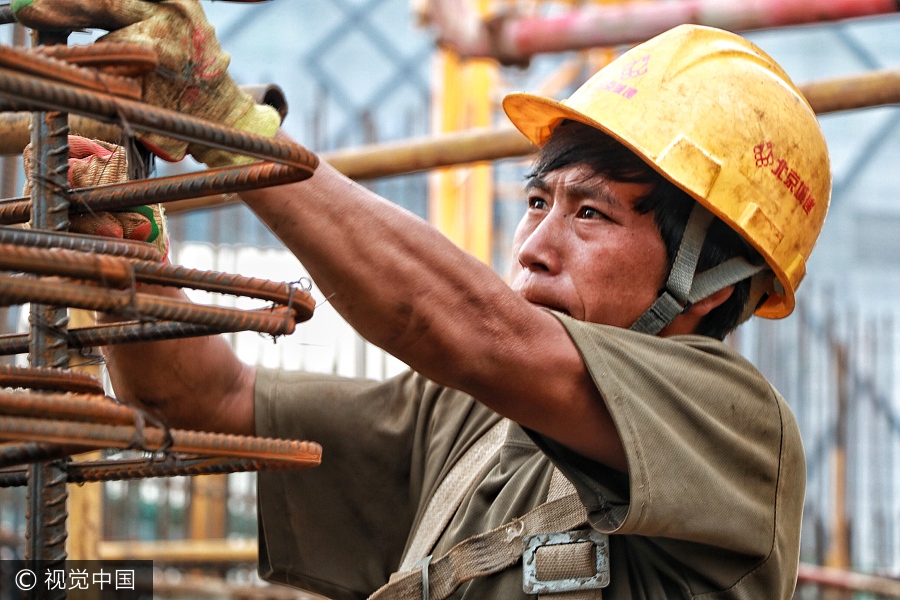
[0,44,142,99]
[0,389,160,427]
[0,274,304,335]
[0,442,90,470]
[64,455,303,481]
[0,416,322,466]
[0,225,162,261]
[0,67,320,170]
[0,454,306,487]
[0,364,104,394]
[0,161,313,225]
[0,471,26,487]
[0,243,133,287]
[0,242,310,307]
[26,80,71,576]
[0,321,227,356]
[34,41,158,78]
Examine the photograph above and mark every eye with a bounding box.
[576,206,607,220]
[527,196,549,210]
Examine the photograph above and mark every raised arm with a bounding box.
[239,142,629,470]
[14,0,627,471]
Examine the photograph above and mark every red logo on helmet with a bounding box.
[621,55,650,80]
[755,142,815,215]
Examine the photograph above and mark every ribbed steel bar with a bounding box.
[0,364,104,394]
[0,416,322,466]
[0,161,313,226]
[0,274,304,335]
[0,442,92,470]
[133,261,307,305]
[27,110,71,372]
[64,455,304,482]
[25,32,71,583]
[0,321,227,356]
[0,243,133,288]
[0,44,141,99]
[0,67,320,170]
[0,389,163,427]
[33,41,158,79]
[0,454,305,487]
[0,242,309,306]
[0,470,27,487]
[0,225,162,261]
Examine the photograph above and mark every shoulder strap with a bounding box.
[370,492,592,600]
[381,421,607,600]
[398,418,508,573]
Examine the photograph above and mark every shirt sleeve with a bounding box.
[254,368,431,600]
[537,313,805,598]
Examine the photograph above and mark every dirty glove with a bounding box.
[23,136,169,260]
[14,0,281,166]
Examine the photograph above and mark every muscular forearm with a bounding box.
[100,285,255,435]
[240,139,528,387]
[240,151,626,469]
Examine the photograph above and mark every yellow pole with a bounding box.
[428,1,496,264]
[66,310,103,561]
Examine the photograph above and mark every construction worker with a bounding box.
[15,1,830,598]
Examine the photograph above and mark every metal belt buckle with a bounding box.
[522,529,610,594]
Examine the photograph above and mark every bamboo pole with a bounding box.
[0,69,896,215]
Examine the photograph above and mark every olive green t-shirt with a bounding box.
[255,314,805,599]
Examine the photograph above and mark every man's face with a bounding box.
[510,164,669,327]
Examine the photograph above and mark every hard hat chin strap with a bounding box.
[630,203,766,336]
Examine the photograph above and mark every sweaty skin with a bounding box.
[104,134,730,474]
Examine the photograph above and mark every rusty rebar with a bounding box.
[0,442,92,470]
[0,161,313,226]
[0,243,308,309]
[0,470,27,487]
[0,364,104,394]
[0,44,142,99]
[0,243,133,287]
[26,75,72,576]
[0,389,156,427]
[34,41,158,78]
[0,67,320,170]
[0,415,322,465]
[0,274,306,335]
[0,321,227,356]
[0,454,305,487]
[0,225,162,261]
[64,455,304,482]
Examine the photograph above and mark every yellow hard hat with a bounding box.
[503,24,831,319]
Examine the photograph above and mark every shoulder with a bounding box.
[550,311,771,397]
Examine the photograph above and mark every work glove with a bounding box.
[14,0,281,167]
[23,136,169,260]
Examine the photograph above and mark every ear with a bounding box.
[660,285,734,337]
[685,285,734,318]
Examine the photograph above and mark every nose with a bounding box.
[515,210,565,275]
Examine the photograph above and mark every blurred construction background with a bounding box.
[1,0,899,598]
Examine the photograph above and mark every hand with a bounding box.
[14,0,282,166]
[23,136,169,259]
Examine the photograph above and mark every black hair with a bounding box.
[526,120,753,339]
